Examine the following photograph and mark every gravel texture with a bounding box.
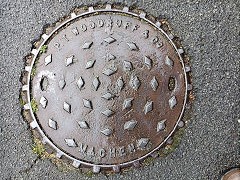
[0,0,239,179]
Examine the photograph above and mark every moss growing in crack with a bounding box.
[51,157,75,172]
[40,45,48,54]
[159,128,185,157]
[30,98,38,113]
[32,138,73,171]
[19,96,26,107]
[32,138,45,157]
[30,59,39,78]
[22,110,28,118]
[85,170,94,177]
[143,157,155,166]
[31,66,37,77]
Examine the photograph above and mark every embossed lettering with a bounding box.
[106,18,113,27]
[128,143,136,153]
[63,34,69,41]
[156,42,163,48]
[71,27,79,35]
[78,143,139,159]
[99,148,106,158]
[79,143,88,154]
[54,42,60,49]
[132,25,140,31]
[80,24,87,32]
[109,148,116,158]
[152,36,159,44]
[87,147,95,157]
[124,21,131,29]
[143,30,149,38]
[98,19,104,27]
[89,21,95,29]
[118,146,126,157]
[105,18,113,35]
[116,19,122,27]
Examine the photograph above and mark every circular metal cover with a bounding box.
[25,5,188,172]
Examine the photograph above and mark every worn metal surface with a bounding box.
[25,5,187,171]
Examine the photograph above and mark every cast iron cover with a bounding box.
[22,5,189,173]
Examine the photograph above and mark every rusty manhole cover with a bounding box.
[22,5,191,173]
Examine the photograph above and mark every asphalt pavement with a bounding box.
[0,0,239,179]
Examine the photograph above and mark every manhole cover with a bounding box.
[22,5,190,173]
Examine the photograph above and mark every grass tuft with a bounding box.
[19,96,26,107]
[39,45,48,54]
[30,98,38,113]
[31,65,37,77]
[32,138,45,157]
[30,59,39,78]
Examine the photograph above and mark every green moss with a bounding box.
[53,159,75,172]
[39,45,48,54]
[38,145,75,172]
[32,138,45,157]
[85,170,94,177]
[31,65,37,77]
[30,59,39,78]
[160,128,185,156]
[30,98,38,113]
[19,96,26,107]
[143,157,155,166]
[31,136,75,172]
